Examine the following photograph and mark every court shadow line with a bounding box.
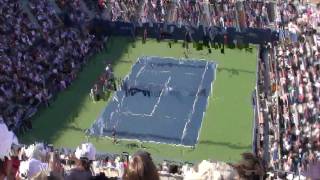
[217,67,255,76]
[199,140,251,150]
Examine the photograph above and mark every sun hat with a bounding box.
[23,143,47,160]
[19,158,48,179]
[74,143,96,161]
[184,160,239,180]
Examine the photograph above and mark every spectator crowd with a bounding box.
[0,0,102,134]
[0,122,266,180]
[0,0,320,179]
[255,0,320,179]
[87,0,275,30]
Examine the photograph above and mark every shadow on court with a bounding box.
[217,67,255,76]
[199,140,251,150]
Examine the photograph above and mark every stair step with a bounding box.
[48,0,62,14]
[79,0,95,20]
[19,0,40,28]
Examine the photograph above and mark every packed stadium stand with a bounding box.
[1,0,320,179]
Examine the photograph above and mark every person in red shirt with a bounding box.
[143,28,147,43]
[3,146,21,180]
[5,157,20,179]
[224,34,228,45]
[98,0,106,9]
[0,159,5,179]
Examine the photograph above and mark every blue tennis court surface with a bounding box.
[89,56,217,146]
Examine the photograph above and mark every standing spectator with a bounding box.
[112,126,116,144]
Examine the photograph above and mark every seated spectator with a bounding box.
[18,158,49,180]
[123,150,159,180]
[22,143,47,161]
[65,143,96,180]
[2,150,20,180]
[183,152,264,179]
[183,160,239,180]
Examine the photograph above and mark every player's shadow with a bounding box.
[217,67,255,77]
[118,60,132,64]
[125,142,161,152]
[199,140,251,150]
[126,142,140,149]
[65,125,85,132]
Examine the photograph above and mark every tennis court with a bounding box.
[90,56,217,146]
[22,37,256,162]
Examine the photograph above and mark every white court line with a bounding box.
[149,76,171,116]
[180,62,208,143]
[113,94,126,128]
[120,111,177,120]
[139,69,171,74]
[196,63,217,144]
[135,62,147,86]
[121,76,171,117]
[122,111,153,117]
[136,63,146,78]
[112,76,171,128]
[184,72,196,76]
[158,70,170,73]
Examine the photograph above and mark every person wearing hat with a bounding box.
[183,160,239,180]
[65,143,96,180]
[183,152,264,180]
[22,143,47,161]
[18,158,49,180]
[17,143,64,180]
